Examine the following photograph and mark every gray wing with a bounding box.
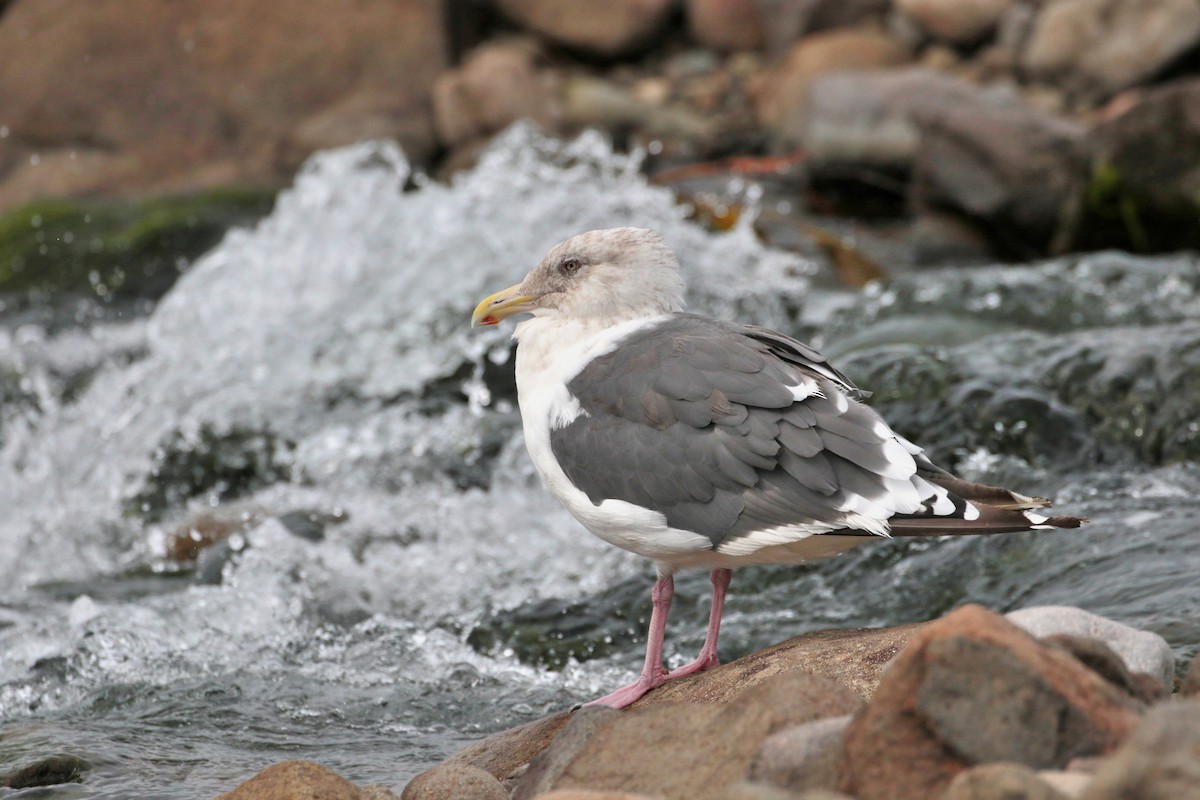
[550,314,1074,550]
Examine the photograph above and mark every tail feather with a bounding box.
[890,471,1086,537]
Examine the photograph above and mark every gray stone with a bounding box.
[1080,700,1200,800]
[748,715,852,792]
[1006,606,1175,692]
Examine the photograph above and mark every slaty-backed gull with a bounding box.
[472,227,1083,709]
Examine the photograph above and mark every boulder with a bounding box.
[516,671,862,800]
[492,0,673,58]
[1021,0,1200,99]
[400,763,507,800]
[687,0,766,51]
[1080,700,1200,800]
[431,40,559,149]
[894,0,1016,45]
[0,0,446,212]
[747,714,852,793]
[754,28,912,140]
[839,605,1142,800]
[755,0,892,54]
[217,761,363,800]
[1006,606,1176,692]
[1181,652,1200,697]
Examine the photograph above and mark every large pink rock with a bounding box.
[0,0,446,211]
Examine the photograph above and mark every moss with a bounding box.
[1080,160,1200,252]
[0,188,276,306]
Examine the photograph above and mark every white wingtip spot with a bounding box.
[1024,511,1049,525]
[787,381,821,401]
[964,502,980,521]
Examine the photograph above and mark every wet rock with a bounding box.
[400,762,507,800]
[432,40,559,150]
[0,190,275,313]
[493,0,673,58]
[908,82,1090,254]
[687,0,766,51]
[894,0,1016,44]
[217,760,361,800]
[0,0,445,211]
[747,714,852,792]
[1080,700,1200,800]
[1006,606,1175,693]
[1020,0,1200,100]
[525,671,861,800]
[942,763,1070,800]
[755,28,912,143]
[839,605,1142,800]
[1089,79,1200,251]
[0,754,89,789]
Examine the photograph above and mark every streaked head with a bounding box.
[472,228,686,327]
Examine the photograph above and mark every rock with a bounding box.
[431,40,559,149]
[839,605,1142,800]
[755,28,911,142]
[687,0,766,51]
[1021,0,1200,99]
[0,0,446,212]
[1041,634,1165,703]
[908,80,1090,253]
[515,707,622,800]
[1006,606,1175,693]
[894,0,1016,44]
[942,763,1070,800]
[1181,652,1200,697]
[523,671,861,800]
[1080,700,1200,800]
[0,754,90,789]
[630,621,923,706]
[492,0,673,58]
[748,714,852,792]
[400,763,507,800]
[217,761,361,800]
[443,711,572,784]
[756,0,892,54]
[1037,770,1093,798]
[532,792,659,800]
[1089,79,1200,251]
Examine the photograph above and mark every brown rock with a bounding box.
[895,0,1016,45]
[1021,0,1200,99]
[1181,652,1200,697]
[1042,634,1164,703]
[493,0,673,58]
[217,761,360,800]
[942,763,1070,800]
[755,27,911,140]
[0,0,445,212]
[444,711,571,784]
[533,791,659,799]
[515,707,622,800]
[400,763,507,800]
[531,671,861,800]
[1080,700,1200,800]
[687,0,766,51]
[431,40,558,149]
[839,605,1142,800]
[748,714,852,792]
[756,0,892,54]
[631,621,923,706]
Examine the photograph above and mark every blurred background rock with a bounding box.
[2,0,1198,303]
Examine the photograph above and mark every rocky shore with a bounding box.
[208,604,1199,800]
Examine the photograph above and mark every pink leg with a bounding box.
[584,571,674,709]
[666,568,732,679]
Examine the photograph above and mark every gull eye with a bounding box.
[559,257,582,275]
